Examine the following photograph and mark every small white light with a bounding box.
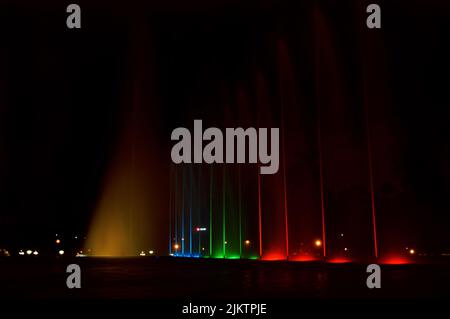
[344,247,348,251]
[19,250,25,256]
[33,250,39,256]
[26,250,32,255]
[149,250,154,255]
[59,250,64,255]
[139,251,146,256]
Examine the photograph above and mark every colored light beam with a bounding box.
[238,166,242,257]
[209,166,213,256]
[362,69,379,259]
[365,102,379,259]
[169,166,173,255]
[189,166,193,256]
[278,60,290,259]
[174,167,178,253]
[257,169,263,257]
[223,165,226,257]
[316,69,327,259]
[182,168,185,255]
[314,10,327,259]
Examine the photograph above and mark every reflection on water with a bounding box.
[0,257,449,299]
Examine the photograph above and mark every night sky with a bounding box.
[0,0,449,256]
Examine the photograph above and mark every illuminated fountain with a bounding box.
[85,25,165,257]
[85,106,162,257]
[85,8,417,263]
